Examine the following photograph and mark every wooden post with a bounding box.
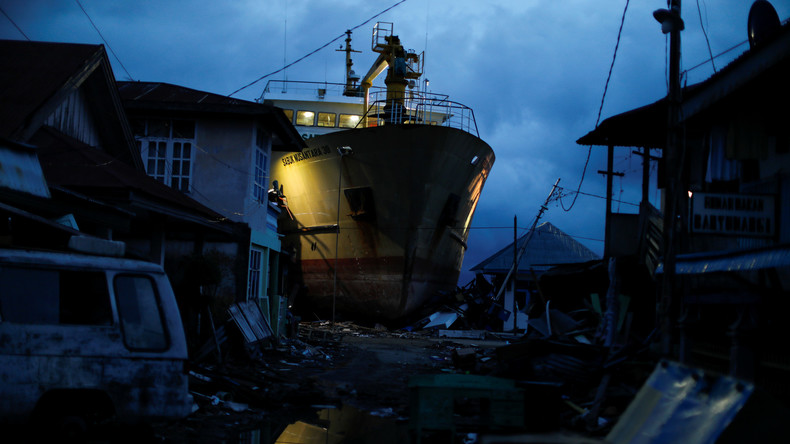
[660,0,683,356]
[513,215,517,332]
[598,145,623,260]
[642,147,650,205]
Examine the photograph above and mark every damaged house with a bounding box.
[577,9,790,400]
[470,221,602,332]
[116,81,305,336]
[0,39,266,351]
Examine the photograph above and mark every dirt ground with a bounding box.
[149,323,509,443]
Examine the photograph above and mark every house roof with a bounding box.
[577,19,790,148]
[117,81,306,152]
[0,39,142,170]
[470,221,601,275]
[32,126,234,233]
[0,40,98,138]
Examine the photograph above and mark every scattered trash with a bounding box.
[423,306,465,329]
[177,265,668,443]
[451,348,478,370]
[439,329,487,339]
[370,407,396,417]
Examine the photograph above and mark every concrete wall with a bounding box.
[192,118,278,250]
[192,117,254,224]
[189,118,283,332]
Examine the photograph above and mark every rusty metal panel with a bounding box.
[656,244,790,275]
[0,139,51,198]
[607,361,753,443]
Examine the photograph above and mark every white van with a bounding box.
[0,247,192,432]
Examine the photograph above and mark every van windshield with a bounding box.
[114,275,168,351]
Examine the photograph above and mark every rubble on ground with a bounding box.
[156,271,782,443]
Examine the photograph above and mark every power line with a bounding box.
[464,226,604,243]
[557,186,639,208]
[74,0,134,80]
[562,0,631,212]
[696,0,716,73]
[683,39,748,76]
[0,5,30,40]
[228,0,409,97]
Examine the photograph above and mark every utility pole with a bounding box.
[598,145,624,259]
[513,215,517,332]
[653,0,684,355]
[495,179,560,304]
[632,147,661,206]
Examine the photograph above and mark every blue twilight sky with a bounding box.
[2,0,789,283]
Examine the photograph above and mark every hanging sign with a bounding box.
[689,192,775,236]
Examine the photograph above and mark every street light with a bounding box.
[653,6,684,34]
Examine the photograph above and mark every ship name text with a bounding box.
[281,146,332,166]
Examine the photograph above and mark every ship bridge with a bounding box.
[261,80,480,138]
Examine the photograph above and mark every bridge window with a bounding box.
[339,114,361,128]
[317,112,336,128]
[295,110,315,126]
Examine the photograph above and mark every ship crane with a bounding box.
[343,22,423,126]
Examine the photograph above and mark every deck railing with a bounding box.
[363,90,479,137]
[262,80,480,138]
[261,80,353,99]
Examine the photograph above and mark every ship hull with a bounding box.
[273,124,494,319]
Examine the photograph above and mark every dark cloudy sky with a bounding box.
[2,0,788,282]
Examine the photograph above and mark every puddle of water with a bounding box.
[272,404,409,444]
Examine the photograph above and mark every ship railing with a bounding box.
[261,80,377,100]
[260,80,480,137]
[362,90,480,137]
[260,80,360,100]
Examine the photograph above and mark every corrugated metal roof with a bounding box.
[655,244,790,275]
[118,81,251,107]
[117,81,306,152]
[470,221,600,274]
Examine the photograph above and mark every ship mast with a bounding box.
[359,22,422,126]
[339,30,361,97]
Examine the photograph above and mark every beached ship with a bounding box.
[263,23,495,319]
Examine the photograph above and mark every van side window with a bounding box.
[114,275,168,350]
[0,267,112,325]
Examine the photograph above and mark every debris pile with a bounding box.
[388,270,661,437]
[161,262,782,443]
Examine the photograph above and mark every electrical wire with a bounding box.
[556,186,639,208]
[683,39,747,76]
[74,0,134,80]
[0,5,30,40]
[228,0,409,97]
[561,0,630,212]
[139,138,278,220]
[696,0,716,73]
[464,226,605,243]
